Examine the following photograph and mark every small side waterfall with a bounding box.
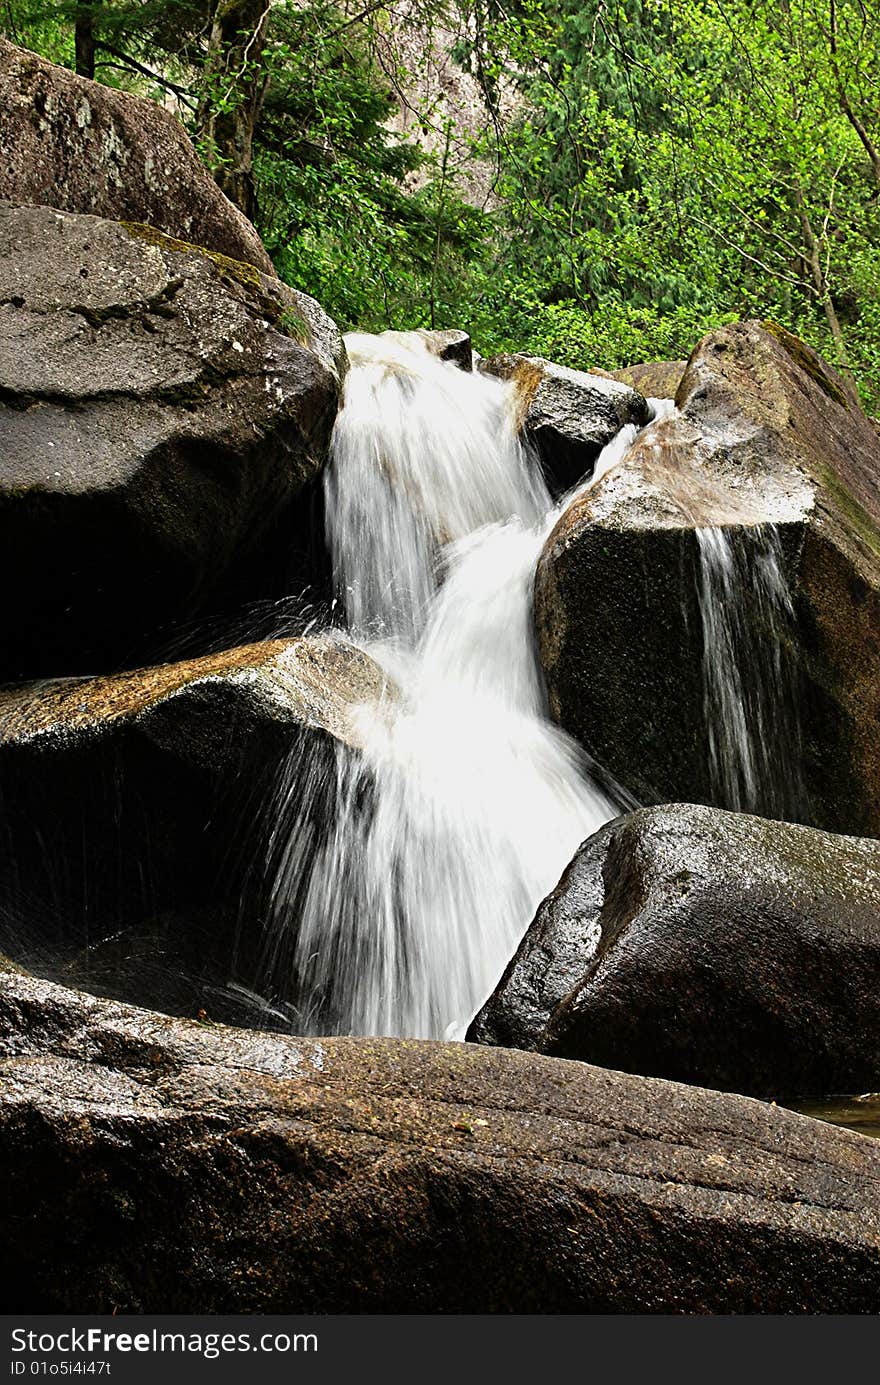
[696,524,806,820]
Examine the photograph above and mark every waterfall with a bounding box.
[696,524,806,820]
[263,332,635,1039]
[258,328,804,1040]
[325,332,549,644]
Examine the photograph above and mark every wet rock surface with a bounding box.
[0,636,392,1026]
[535,321,880,834]
[2,968,879,1313]
[0,204,344,678]
[0,38,273,272]
[481,352,650,493]
[470,804,880,1100]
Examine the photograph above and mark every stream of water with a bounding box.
[261,332,802,1039]
[265,333,658,1038]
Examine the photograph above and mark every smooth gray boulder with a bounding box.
[480,352,650,492]
[0,38,274,272]
[0,204,344,678]
[469,803,880,1101]
[2,969,879,1312]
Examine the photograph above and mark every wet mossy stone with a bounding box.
[470,803,880,1101]
[119,222,314,348]
[536,320,880,835]
[0,203,345,679]
[0,635,393,1027]
[2,967,880,1312]
[762,319,851,409]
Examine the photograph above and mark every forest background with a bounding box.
[3,0,878,409]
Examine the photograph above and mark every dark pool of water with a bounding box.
[790,1093,880,1140]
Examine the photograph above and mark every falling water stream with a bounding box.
[260,331,802,1040]
[264,333,666,1039]
[696,524,806,820]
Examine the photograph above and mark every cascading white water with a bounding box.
[325,332,549,644]
[696,524,806,820]
[271,332,661,1039]
[260,335,805,1037]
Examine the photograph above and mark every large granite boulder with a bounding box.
[2,969,879,1313]
[480,353,651,492]
[469,804,880,1101]
[0,204,344,678]
[0,38,273,272]
[535,322,880,835]
[0,635,392,1027]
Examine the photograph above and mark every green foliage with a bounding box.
[456,0,880,407]
[2,0,879,408]
[252,8,459,329]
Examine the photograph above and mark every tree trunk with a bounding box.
[827,0,880,190]
[195,1,271,222]
[837,87,880,191]
[74,1,96,81]
[793,181,858,400]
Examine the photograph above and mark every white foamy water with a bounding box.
[271,332,664,1039]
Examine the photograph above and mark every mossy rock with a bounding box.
[762,319,851,409]
[120,221,312,345]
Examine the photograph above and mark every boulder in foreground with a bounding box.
[2,969,879,1312]
[470,804,880,1100]
[0,635,392,1027]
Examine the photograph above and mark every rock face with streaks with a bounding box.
[480,352,650,492]
[0,637,392,1028]
[469,804,880,1100]
[0,37,273,272]
[2,969,879,1313]
[0,204,345,678]
[535,322,880,835]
